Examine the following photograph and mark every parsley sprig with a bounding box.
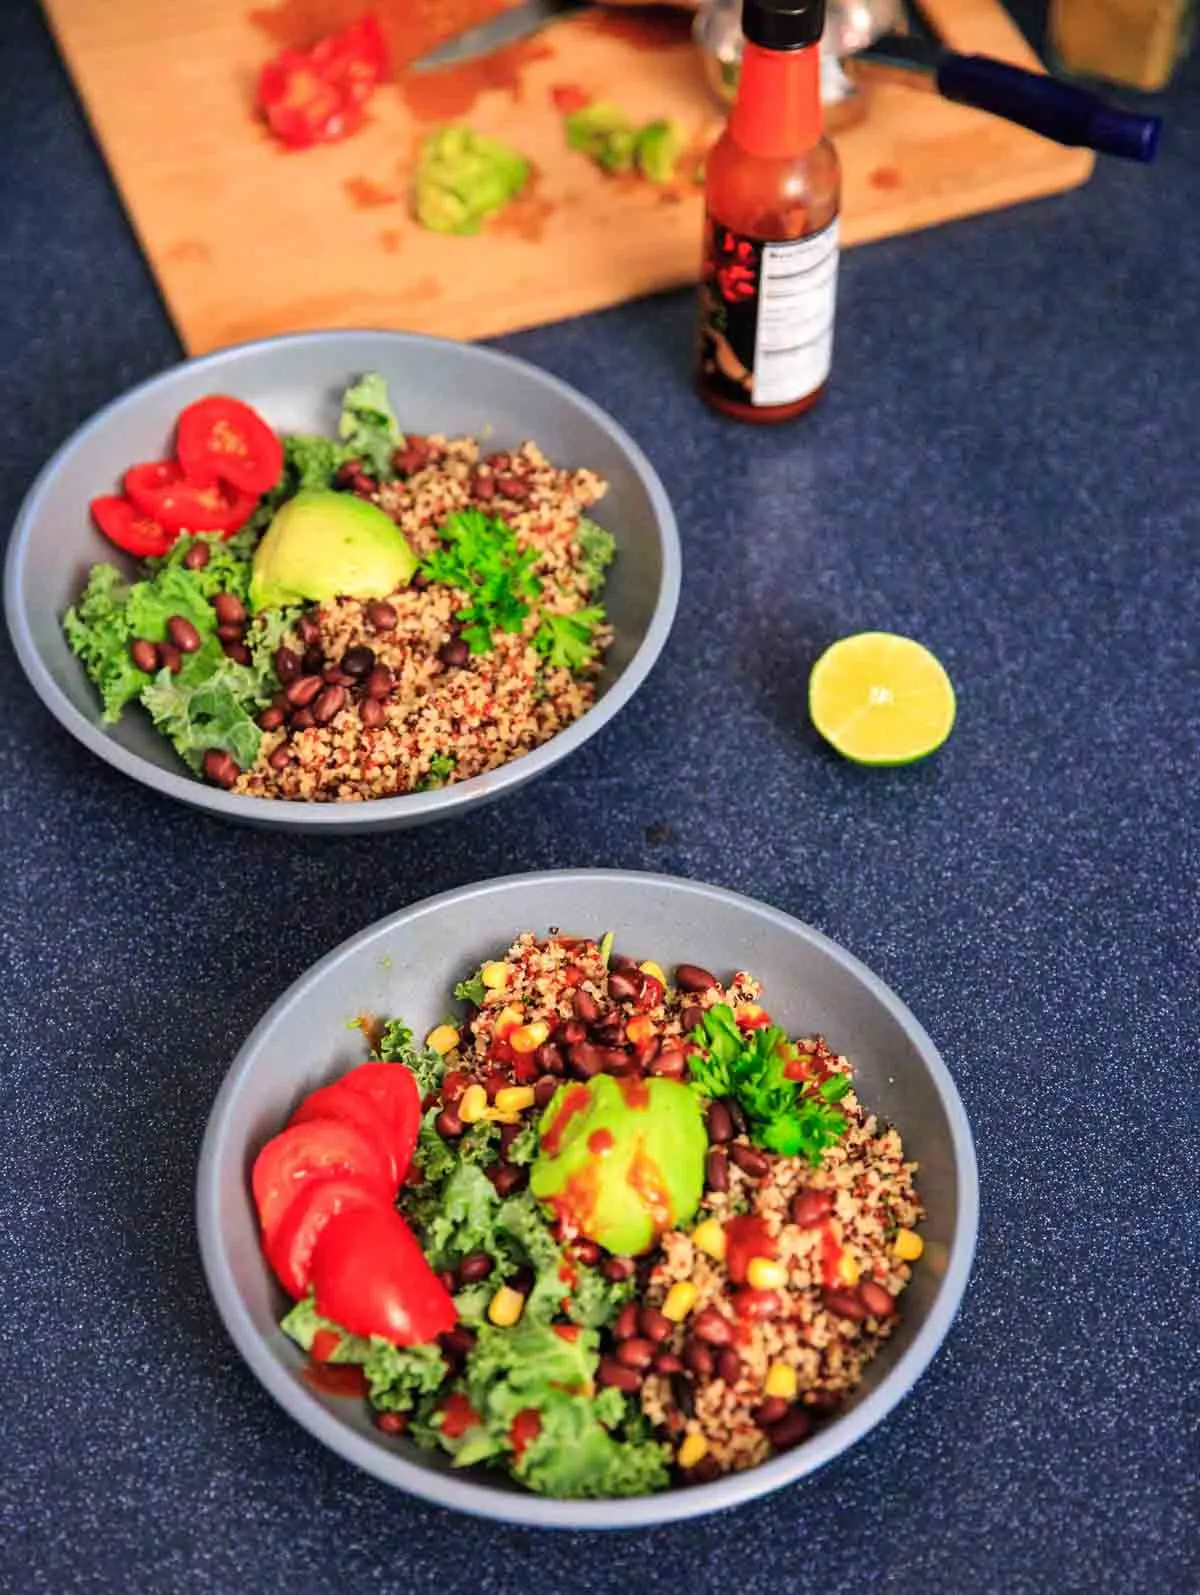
[420,510,607,670]
[420,510,542,653]
[687,1004,850,1165]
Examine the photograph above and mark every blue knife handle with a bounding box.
[936,54,1162,163]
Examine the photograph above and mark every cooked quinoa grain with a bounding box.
[413,932,925,1486]
[234,438,613,802]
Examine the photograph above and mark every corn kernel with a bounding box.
[764,1362,798,1400]
[494,1004,524,1039]
[426,1023,460,1056]
[638,960,667,986]
[509,1020,550,1055]
[661,1281,699,1322]
[838,1253,861,1287]
[459,1084,489,1124]
[691,1218,727,1261]
[676,1432,709,1470]
[746,1256,788,1291]
[487,1285,526,1328]
[894,1227,924,1262]
[626,1015,656,1046]
[494,1085,536,1114]
[480,962,509,991]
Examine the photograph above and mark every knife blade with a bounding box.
[852,0,1161,161]
[409,0,590,73]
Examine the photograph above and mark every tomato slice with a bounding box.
[175,396,284,497]
[290,1081,402,1185]
[252,1118,395,1244]
[265,1174,383,1299]
[309,1203,457,1346]
[124,460,256,535]
[334,1063,420,1181]
[311,14,388,108]
[90,495,174,558]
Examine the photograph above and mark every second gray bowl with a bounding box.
[4,331,680,833]
[197,869,979,1528]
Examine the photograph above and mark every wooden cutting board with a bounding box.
[40,0,1093,353]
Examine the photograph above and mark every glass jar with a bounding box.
[1048,0,1194,92]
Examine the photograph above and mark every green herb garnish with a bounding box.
[419,509,543,653]
[454,973,488,1006]
[339,372,403,479]
[575,518,616,595]
[532,606,606,671]
[687,1003,850,1165]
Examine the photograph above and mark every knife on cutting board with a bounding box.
[410,0,1162,164]
[409,0,591,72]
[855,3,1162,162]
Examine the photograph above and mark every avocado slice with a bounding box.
[636,120,684,184]
[249,490,417,614]
[530,1074,707,1256]
[415,126,530,236]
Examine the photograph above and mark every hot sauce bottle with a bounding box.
[696,0,841,422]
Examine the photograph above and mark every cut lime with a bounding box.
[809,632,956,766]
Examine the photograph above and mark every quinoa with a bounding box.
[234,438,612,802]
[421,933,926,1486]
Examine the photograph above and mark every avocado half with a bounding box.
[249,490,418,613]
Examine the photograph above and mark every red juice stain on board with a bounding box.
[490,173,556,243]
[249,0,528,66]
[576,7,692,49]
[397,35,553,120]
[344,175,402,208]
[378,228,403,252]
[868,166,903,190]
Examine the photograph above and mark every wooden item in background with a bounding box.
[40,0,1093,353]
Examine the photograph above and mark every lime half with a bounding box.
[809,632,956,766]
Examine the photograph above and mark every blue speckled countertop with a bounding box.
[2,1,1196,1589]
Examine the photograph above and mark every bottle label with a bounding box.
[698,217,839,408]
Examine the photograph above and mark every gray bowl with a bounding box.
[4,332,680,833]
[197,870,978,1528]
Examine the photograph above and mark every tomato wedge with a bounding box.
[331,1063,420,1181]
[257,52,362,150]
[265,1174,383,1299]
[310,1203,456,1345]
[289,1081,403,1186]
[124,460,256,536]
[252,1118,395,1245]
[175,396,284,497]
[90,495,174,558]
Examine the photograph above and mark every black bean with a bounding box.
[301,645,324,675]
[366,600,397,631]
[166,615,201,653]
[296,614,321,647]
[573,989,600,1024]
[365,665,394,700]
[257,705,286,732]
[675,964,717,993]
[129,639,159,673]
[767,1406,813,1450]
[211,592,246,626]
[341,644,376,678]
[438,637,470,669]
[202,749,239,788]
[705,1147,729,1191]
[607,971,640,1003]
[359,696,385,729]
[274,646,300,684]
[285,675,323,708]
[729,1143,770,1179]
[313,685,346,725]
[457,1250,493,1284]
[706,1100,734,1144]
[680,1003,705,1034]
[597,1358,641,1393]
[182,541,210,570]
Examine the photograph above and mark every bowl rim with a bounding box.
[196,868,980,1530]
[3,329,681,827]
